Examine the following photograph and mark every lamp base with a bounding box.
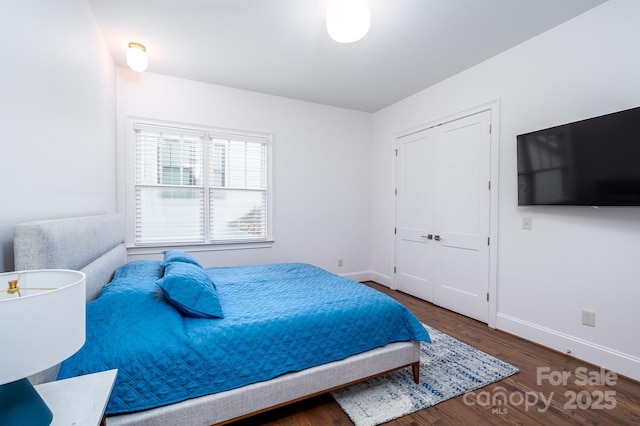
[0,378,53,425]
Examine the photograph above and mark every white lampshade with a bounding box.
[127,42,148,72]
[0,270,86,384]
[326,0,371,43]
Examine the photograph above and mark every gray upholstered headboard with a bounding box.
[13,215,127,384]
[14,215,127,302]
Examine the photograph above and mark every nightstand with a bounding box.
[34,369,117,426]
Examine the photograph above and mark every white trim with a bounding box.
[127,241,274,256]
[390,99,501,328]
[336,270,392,286]
[369,271,392,287]
[127,116,272,141]
[389,134,398,291]
[339,270,374,283]
[496,313,640,380]
[487,99,501,329]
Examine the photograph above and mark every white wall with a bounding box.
[117,70,372,276]
[371,0,640,380]
[0,0,116,272]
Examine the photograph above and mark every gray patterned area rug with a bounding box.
[331,323,519,426]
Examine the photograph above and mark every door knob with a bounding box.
[434,235,441,241]
[420,234,433,240]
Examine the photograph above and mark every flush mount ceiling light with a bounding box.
[326,0,371,43]
[127,42,148,72]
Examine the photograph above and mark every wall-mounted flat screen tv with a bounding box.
[517,106,640,206]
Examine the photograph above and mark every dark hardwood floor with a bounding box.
[230,282,640,425]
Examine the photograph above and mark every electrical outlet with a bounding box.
[582,310,596,327]
[522,217,532,230]
[338,259,343,267]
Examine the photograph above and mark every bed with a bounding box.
[14,215,430,425]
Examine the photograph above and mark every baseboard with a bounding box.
[339,270,374,283]
[368,271,391,287]
[339,270,391,286]
[496,313,640,382]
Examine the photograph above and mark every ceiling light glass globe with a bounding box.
[127,43,148,72]
[326,0,371,43]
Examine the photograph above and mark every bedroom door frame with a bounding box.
[390,99,501,328]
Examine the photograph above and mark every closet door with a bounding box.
[394,110,491,323]
[432,111,491,323]
[394,128,437,302]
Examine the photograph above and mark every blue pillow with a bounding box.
[156,262,223,319]
[162,250,202,268]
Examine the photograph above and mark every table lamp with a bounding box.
[0,269,86,425]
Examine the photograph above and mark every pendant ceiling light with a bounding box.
[127,42,148,72]
[326,0,371,43]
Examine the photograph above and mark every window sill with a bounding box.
[127,240,274,256]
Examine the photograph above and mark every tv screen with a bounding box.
[517,106,640,206]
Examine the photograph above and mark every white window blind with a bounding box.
[132,122,270,246]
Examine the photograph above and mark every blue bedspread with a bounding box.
[58,261,430,414]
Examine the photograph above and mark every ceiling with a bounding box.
[87,0,607,112]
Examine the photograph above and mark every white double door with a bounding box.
[394,110,491,323]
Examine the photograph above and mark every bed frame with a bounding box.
[14,215,421,426]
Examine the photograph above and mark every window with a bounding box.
[129,120,271,246]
